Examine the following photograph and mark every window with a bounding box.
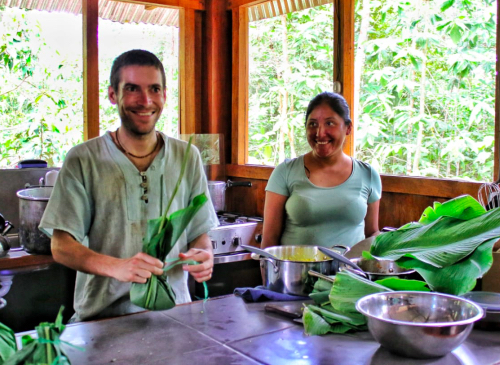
[246,0,334,166]
[0,7,84,167]
[354,0,497,182]
[0,2,180,168]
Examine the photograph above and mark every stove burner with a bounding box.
[217,213,263,226]
[209,213,263,256]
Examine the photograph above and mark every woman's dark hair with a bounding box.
[305,92,352,126]
[109,49,166,91]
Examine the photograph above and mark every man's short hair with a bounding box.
[110,49,166,91]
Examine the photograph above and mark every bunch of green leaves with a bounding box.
[4,307,78,365]
[0,322,17,364]
[130,137,208,310]
[368,195,500,295]
[303,271,430,336]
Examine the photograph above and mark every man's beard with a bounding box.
[119,109,159,136]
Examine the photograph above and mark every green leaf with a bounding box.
[441,0,455,12]
[329,271,391,313]
[371,205,500,268]
[397,239,496,295]
[303,305,332,336]
[419,195,486,224]
[0,322,17,363]
[374,278,430,291]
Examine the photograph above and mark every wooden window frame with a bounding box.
[82,0,205,140]
[229,0,500,199]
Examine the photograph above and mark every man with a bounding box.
[40,49,218,322]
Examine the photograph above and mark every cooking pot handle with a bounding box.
[331,244,350,255]
[260,257,279,273]
[227,179,252,188]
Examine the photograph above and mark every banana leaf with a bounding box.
[370,204,500,267]
[329,271,390,313]
[418,195,486,224]
[0,322,16,364]
[396,238,497,295]
[374,277,430,291]
[130,136,209,311]
[5,307,76,365]
[303,305,365,335]
[369,195,500,296]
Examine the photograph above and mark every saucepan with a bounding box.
[208,179,252,212]
[250,245,350,296]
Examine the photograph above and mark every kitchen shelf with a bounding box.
[0,249,54,275]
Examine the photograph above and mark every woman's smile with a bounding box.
[306,103,351,159]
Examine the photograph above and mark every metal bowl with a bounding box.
[356,291,484,359]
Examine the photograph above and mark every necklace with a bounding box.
[115,128,159,159]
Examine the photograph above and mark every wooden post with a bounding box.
[82,0,99,141]
[335,0,355,156]
[179,7,200,135]
[231,7,249,165]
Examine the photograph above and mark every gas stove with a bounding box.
[208,212,263,259]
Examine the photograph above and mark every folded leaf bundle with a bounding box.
[0,322,17,364]
[130,137,208,311]
[369,195,500,295]
[5,307,72,365]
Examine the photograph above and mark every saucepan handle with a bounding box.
[260,257,279,273]
[331,244,350,255]
[227,179,252,188]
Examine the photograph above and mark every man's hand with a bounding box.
[179,248,213,282]
[52,229,163,283]
[111,252,164,283]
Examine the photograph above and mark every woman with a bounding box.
[261,92,381,249]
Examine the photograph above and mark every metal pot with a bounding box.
[260,245,349,296]
[347,257,416,281]
[207,179,252,212]
[16,187,53,255]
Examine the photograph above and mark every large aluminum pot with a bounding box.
[16,187,53,255]
[208,180,252,212]
[261,245,348,296]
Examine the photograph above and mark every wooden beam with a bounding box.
[231,7,249,164]
[227,0,268,10]
[112,0,206,11]
[336,0,355,156]
[206,0,232,164]
[82,0,99,141]
[495,0,500,181]
[179,8,199,134]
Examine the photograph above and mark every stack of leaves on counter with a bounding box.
[0,322,16,364]
[303,271,430,336]
[368,195,500,295]
[130,137,208,310]
[4,307,75,365]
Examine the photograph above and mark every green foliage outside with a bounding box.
[0,7,179,168]
[248,0,496,182]
[0,7,83,168]
[248,5,334,165]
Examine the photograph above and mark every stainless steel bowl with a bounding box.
[356,291,484,359]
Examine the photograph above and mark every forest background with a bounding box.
[0,0,497,182]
